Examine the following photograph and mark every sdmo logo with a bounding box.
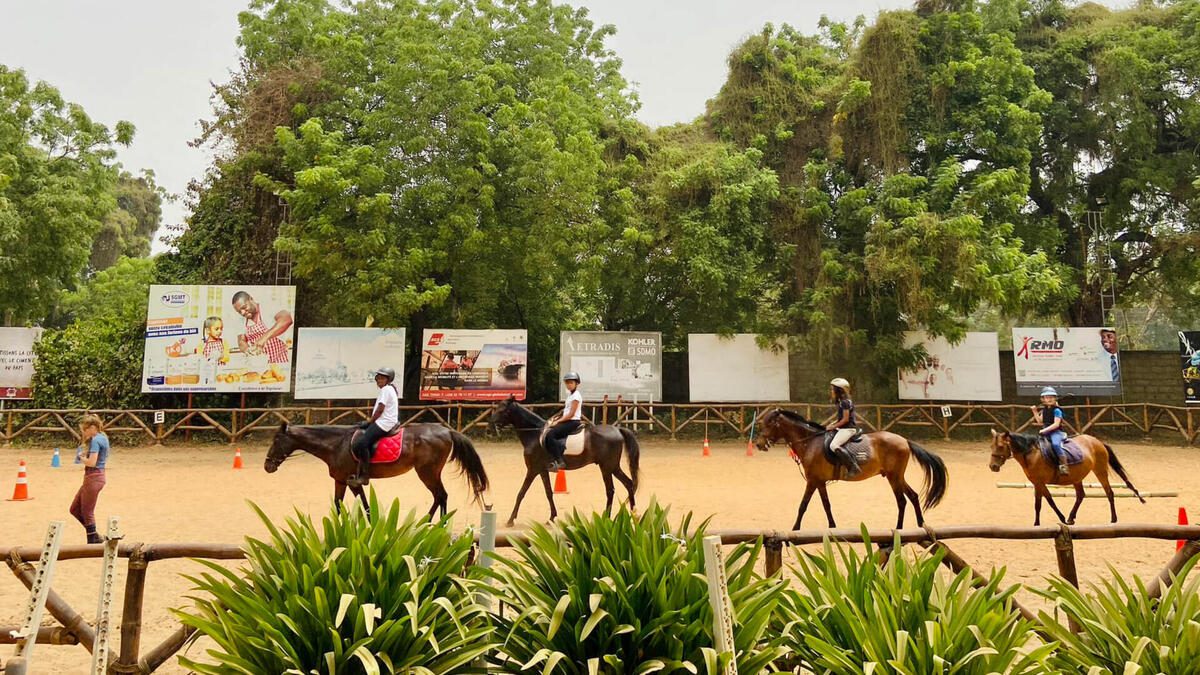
[1016,336,1064,359]
[159,291,190,308]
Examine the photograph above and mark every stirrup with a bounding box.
[1057,463,1069,476]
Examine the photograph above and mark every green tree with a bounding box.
[89,171,164,271]
[0,65,134,325]
[1017,0,1200,325]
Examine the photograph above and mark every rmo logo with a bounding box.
[427,333,444,346]
[1016,336,1064,359]
[160,292,189,308]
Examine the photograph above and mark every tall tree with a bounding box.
[0,65,134,324]
[89,171,164,271]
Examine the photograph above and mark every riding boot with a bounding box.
[85,524,101,545]
[1056,453,1069,476]
[837,447,861,478]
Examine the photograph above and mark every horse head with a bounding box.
[754,408,785,452]
[488,395,518,429]
[265,422,299,473]
[988,428,1015,472]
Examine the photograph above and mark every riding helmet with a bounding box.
[563,371,581,383]
[374,367,396,382]
[830,377,850,390]
[1040,386,1058,397]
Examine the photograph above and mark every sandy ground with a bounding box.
[1,437,1197,673]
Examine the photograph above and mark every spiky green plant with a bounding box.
[482,503,789,674]
[174,493,494,674]
[777,535,1052,674]
[1036,555,1200,673]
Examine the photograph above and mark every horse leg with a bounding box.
[1033,487,1043,526]
[1092,462,1119,523]
[817,482,836,528]
[334,481,348,514]
[1037,484,1068,524]
[507,467,538,528]
[349,484,370,517]
[612,467,636,513]
[539,470,558,523]
[888,475,907,529]
[1067,483,1085,525]
[602,469,615,516]
[792,483,816,530]
[903,484,925,527]
[416,465,449,520]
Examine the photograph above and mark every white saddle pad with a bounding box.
[565,430,586,456]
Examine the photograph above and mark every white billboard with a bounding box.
[688,334,789,402]
[295,328,406,399]
[0,327,44,400]
[142,285,296,393]
[419,329,527,400]
[559,331,662,401]
[1012,326,1121,396]
[897,331,1002,401]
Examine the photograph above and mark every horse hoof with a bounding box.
[505,520,516,528]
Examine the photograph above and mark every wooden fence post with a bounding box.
[1054,525,1080,632]
[115,546,149,673]
[764,538,783,577]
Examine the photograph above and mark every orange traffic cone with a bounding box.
[8,460,31,501]
[1179,507,1189,551]
[745,439,755,457]
[232,447,244,470]
[554,469,568,494]
[702,438,711,457]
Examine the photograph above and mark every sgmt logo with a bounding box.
[1016,335,1064,359]
[160,292,190,308]
[427,333,444,346]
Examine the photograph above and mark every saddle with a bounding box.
[823,430,870,479]
[540,416,591,456]
[1038,436,1085,466]
[352,423,405,464]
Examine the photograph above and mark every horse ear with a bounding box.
[279,421,288,434]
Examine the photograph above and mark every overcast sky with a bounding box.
[0,0,986,245]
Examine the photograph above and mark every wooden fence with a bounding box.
[3,521,1199,673]
[2,401,1198,446]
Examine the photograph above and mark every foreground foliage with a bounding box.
[1037,556,1200,674]
[176,494,494,674]
[778,536,1052,674]
[483,504,788,674]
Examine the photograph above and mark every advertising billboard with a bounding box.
[295,328,406,399]
[1181,331,1200,405]
[559,331,662,401]
[1012,327,1121,397]
[0,327,44,400]
[897,332,1002,401]
[419,329,527,400]
[142,285,296,393]
[687,334,789,402]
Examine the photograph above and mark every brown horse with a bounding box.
[489,397,640,527]
[988,429,1145,525]
[754,409,948,529]
[264,422,490,516]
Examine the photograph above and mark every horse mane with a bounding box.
[775,409,824,433]
[1007,431,1040,453]
[507,400,546,427]
[287,424,353,441]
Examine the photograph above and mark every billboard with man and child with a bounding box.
[141,285,296,393]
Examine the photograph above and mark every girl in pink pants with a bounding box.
[70,414,109,544]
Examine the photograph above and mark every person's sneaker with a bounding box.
[1058,463,1069,476]
[86,534,102,545]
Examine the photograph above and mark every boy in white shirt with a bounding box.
[545,372,584,470]
[350,366,400,487]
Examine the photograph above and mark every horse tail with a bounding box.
[908,440,948,510]
[449,431,490,506]
[618,426,641,494]
[1103,442,1146,504]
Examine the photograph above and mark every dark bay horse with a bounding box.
[754,409,948,529]
[989,429,1145,525]
[265,422,490,516]
[489,397,640,527]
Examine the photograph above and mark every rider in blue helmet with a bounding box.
[1031,386,1068,476]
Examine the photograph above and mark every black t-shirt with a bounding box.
[834,398,856,428]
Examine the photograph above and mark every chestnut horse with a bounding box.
[754,409,948,529]
[988,429,1144,525]
[489,397,640,527]
[264,422,490,516]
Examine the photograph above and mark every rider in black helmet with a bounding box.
[349,366,398,488]
[544,372,583,470]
